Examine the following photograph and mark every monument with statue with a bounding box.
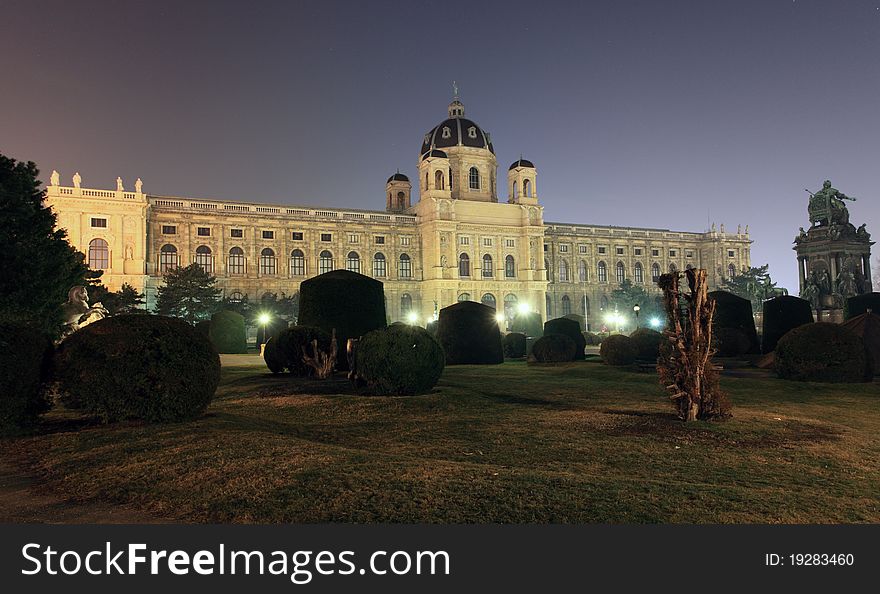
[794,180,873,321]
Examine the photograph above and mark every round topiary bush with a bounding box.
[708,290,760,354]
[629,327,663,360]
[775,322,871,383]
[0,320,51,432]
[762,295,814,354]
[54,315,221,422]
[356,324,445,395]
[583,331,602,346]
[274,325,333,376]
[714,327,751,357]
[544,317,586,361]
[510,311,543,338]
[209,310,248,354]
[502,332,527,358]
[599,334,638,366]
[436,301,504,365]
[531,333,577,363]
[263,336,284,373]
[298,270,386,371]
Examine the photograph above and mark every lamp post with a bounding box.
[633,303,641,327]
[258,312,271,356]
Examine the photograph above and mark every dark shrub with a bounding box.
[0,320,51,431]
[263,336,284,374]
[274,326,332,376]
[55,315,221,422]
[437,301,503,365]
[845,292,880,320]
[195,319,211,338]
[708,290,759,354]
[298,270,386,371]
[532,333,577,363]
[209,310,247,354]
[583,331,602,346]
[762,295,814,353]
[511,311,543,338]
[713,327,750,357]
[775,322,871,383]
[629,327,663,360]
[563,313,586,331]
[600,334,638,366]
[357,325,445,395]
[502,332,527,358]
[544,317,586,360]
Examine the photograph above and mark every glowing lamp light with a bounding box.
[406,311,419,324]
[517,302,531,315]
[495,313,506,325]
[257,312,272,325]
[649,317,661,329]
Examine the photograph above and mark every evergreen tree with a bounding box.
[0,154,90,333]
[156,263,221,324]
[720,264,787,312]
[609,279,663,328]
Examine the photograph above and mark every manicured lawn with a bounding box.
[3,357,879,523]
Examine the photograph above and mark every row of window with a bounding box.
[547,260,734,284]
[158,226,410,246]
[226,291,416,316]
[425,167,487,192]
[547,245,738,260]
[456,254,516,278]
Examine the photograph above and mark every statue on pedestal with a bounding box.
[50,170,60,186]
[59,286,108,340]
[806,179,856,227]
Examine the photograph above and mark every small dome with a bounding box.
[509,158,535,170]
[421,149,448,160]
[421,104,494,154]
[387,172,409,183]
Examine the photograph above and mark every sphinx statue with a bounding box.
[59,286,108,340]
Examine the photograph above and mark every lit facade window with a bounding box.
[561,295,572,316]
[260,248,276,275]
[559,260,570,282]
[458,292,471,302]
[481,293,496,309]
[597,261,607,283]
[319,250,334,274]
[652,263,661,282]
[373,252,386,277]
[346,251,361,274]
[728,263,736,279]
[88,238,109,270]
[482,254,493,278]
[578,260,588,282]
[401,293,413,314]
[459,253,470,277]
[290,249,305,276]
[505,255,516,278]
[398,253,412,278]
[195,245,213,273]
[159,244,178,272]
[468,167,480,189]
[616,261,625,284]
[228,247,245,274]
[634,262,644,283]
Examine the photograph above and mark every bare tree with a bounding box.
[302,329,337,379]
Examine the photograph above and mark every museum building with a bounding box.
[45,97,752,329]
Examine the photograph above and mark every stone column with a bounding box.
[797,256,806,291]
[864,254,873,292]
[830,254,837,284]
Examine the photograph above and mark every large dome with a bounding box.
[421,100,494,155]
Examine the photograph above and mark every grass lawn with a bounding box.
[3,357,879,523]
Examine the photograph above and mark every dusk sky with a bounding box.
[3,0,879,292]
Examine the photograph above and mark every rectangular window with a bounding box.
[262,230,274,240]
[559,244,569,253]
[505,239,516,248]
[197,227,210,237]
[162,225,176,235]
[483,237,493,247]
[578,245,587,254]
[728,249,736,258]
[401,236,411,246]
[598,246,607,255]
[459,236,470,246]
[685,249,694,259]
[321,233,332,242]
[292,231,304,241]
[348,233,360,243]
[669,249,677,257]
[375,236,385,245]
[90,218,107,228]
[543,244,549,252]
[651,248,660,257]
[634,248,643,256]
[616,247,624,256]
[231,228,243,238]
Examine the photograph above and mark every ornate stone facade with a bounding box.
[45,98,752,329]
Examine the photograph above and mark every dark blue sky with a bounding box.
[3,0,879,291]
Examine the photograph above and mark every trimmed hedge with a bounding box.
[532,333,577,363]
[708,290,760,354]
[502,332,527,358]
[273,326,333,376]
[436,301,504,365]
[714,327,751,357]
[263,336,284,373]
[356,325,445,395]
[629,327,663,360]
[298,270,386,371]
[599,334,638,366]
[775,322,872,383]
[54,315,221,422]
[511,311,543,338]
[0,320,51,431]
[845,292,880,320]
[762,295,814,353]
[544,318,586,360]
[194,319,211,338]
[209,310,248,354]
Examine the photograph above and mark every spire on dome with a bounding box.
[448,81,465,118]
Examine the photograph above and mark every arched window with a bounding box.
[504,294,518,320]
[597,261,607,283]
[195,245,213,273]
[468,167,480,190]
[88,238,109,270]
[481,293,497,309]
[562,295,572,316]
[727,263,736,279]
[401,293,413,314]
[434,170,445,190]
[523,178,532,197]
[578,260,588,282]
[616,261,625,284]
[600,295,609,310]
[346,251,361,274]
[559,260,570,282]
[398,253,412,278]
[290,249,305,276]
[449,168,454,190]
[373,252,386,277]
[397,191,406,209]
[669,263,677,273]
[513,181,519,200]
[634,262,644,283]
[546,294,552,317]
[228,291,244,303]
[425,171,429,190]
[545,259,551,281]
[482,254,494,278]
[228,247,245,274]
[260,248,276,275]
[261,291,275,304]
[458,293,471,302]
[505,255,516,278]
[159,244,178,272]
[459,253,470,277]
[319,250,334,274]
[651,262,661,282]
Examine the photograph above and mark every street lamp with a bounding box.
[649,317,662,329]
[406,311,419,325]
[257,312,272,356]
[633,303,641,327]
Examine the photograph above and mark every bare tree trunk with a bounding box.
[302,329,337,379]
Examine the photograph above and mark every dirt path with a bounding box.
[0,457,167,524]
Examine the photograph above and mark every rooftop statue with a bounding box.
[806,179,856,227]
